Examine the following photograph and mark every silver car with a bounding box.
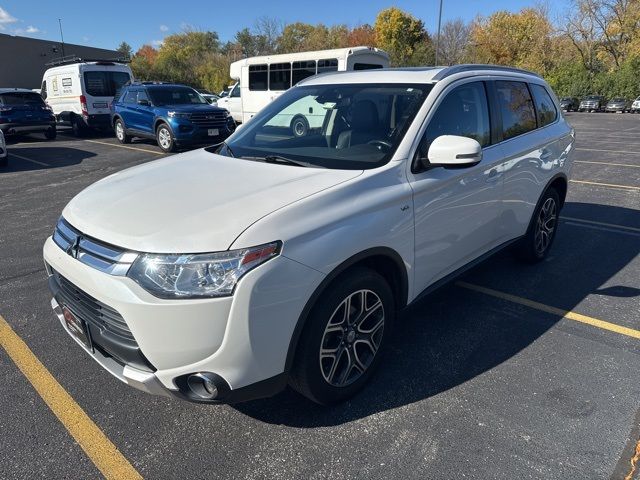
[605,98,631,113]
[579,95,605,112]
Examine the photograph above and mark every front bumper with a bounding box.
[43,236,324,402]
[605,105,626,112]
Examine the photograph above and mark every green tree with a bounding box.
[374,7,431,66]
[130,44,158,81]
[116,41,133,59]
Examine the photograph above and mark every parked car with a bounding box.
[44,65,574,405]
[42,58,133,136]
[111,82,235,152]
[0,88,56,140]
[0,130,7,167]
[195,88,219,105]
[605,98,631,113]
[629,96,640,113]
[559,97,579,111]
[578,95,606,112]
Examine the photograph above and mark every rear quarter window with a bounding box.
[529,84,557,127]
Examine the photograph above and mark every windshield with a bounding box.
[0,92,45,106]
[611,98,625,102]
[586,96,601,100]
[83,71,131,97]
[214,83,432,170]
[148,87,208,106]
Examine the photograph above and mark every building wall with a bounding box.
[0,33,120,89]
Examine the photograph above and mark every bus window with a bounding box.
[269,62,291,91]
[249,64,268,91]
[292,60,317,85]
[354,63,384,70]
[317,59,338,74]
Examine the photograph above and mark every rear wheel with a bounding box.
[44,127,56,140]
[156,123,175,153]
[114,119,131,144]
[71,115,86,137]
[291,115,309,137]
[290,267,394,405]
[515,188,560,263]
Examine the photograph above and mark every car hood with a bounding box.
[63,150,362,253]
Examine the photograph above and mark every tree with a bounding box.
[437,19,470,65]
[347,24,376,47]
[116,41,133,59]
[374,7,431,66]
[130,44,158,80]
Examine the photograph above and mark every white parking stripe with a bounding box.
[8,152,50,167]
[83,139,164,155]
[576,148,640,155]
[575,160,640,168]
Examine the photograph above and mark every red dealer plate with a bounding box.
[62,305,93,352]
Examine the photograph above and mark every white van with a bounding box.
[42,58,133,135]
[217,46,389,132]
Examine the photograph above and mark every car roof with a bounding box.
[0,87,40,94]
[298,64,543,87]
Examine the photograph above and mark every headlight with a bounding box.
[127,242,281,299]
[168,111,191,119]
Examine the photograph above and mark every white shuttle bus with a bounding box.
[217,46,389,134]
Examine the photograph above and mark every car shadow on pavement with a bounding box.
[233,202,640,426]
[2,146,97,173]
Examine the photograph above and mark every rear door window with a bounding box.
[495,81,537,140]
[529,84,557,127]
[83,71,132,97]
[123,89,138,104]
[249,65,268,91]
[269,63,291,91]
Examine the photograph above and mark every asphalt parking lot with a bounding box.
[1,114,639,480]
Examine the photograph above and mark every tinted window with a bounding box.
[0,92,45,106]
[137,90,149,103]
[123,89,138,104]
[317,59,338,74]
[147,87,208,106]
[230,84,241,98]
[530,84,557,127]
[495,81,537,140]
[292,60,316,85]
[417,81,491,164]
[41,81,47,100]
[354,63,384,70]
[249,64,268,91]
[269,62,291,91]
[83,71,131,97]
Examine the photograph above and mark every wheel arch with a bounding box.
[284,246,408,373]
[545,173,568,209]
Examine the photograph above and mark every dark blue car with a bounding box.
[0,88,56,140]
[111,82,235,152]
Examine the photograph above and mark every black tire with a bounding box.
[289,267,395,405]
[291,115,309,137]
[71,115,86,137]
[515,187,560,263]
[0,156,7,168]
[114,119,131,144]
[44,127,57,140]
[155,123,175,153]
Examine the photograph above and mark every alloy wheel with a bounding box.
[319,289,385,387]
[534,197,557,255]
[158,127,171,150]
[115,122,124,140]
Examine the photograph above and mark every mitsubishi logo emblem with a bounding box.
[66,236,81,259]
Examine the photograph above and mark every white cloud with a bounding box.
[83,36,90,42]
[151,39,164,47]
[159,24,169,32]
[0,7,17,25]
[25,25,39,33]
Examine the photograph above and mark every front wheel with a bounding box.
[515,188,560,263]
[156,123,175,153]
[44,127,56,140]
[291,115,309,137]
[290,267,394,405]
[114,119,131,144]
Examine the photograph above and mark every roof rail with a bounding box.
[432,64,542,81]
[45,55,131,67]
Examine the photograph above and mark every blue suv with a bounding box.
[0,88,56,140]
[111,82,235,153]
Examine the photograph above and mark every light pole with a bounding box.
[58,18,66,58]
[435,0,443,65]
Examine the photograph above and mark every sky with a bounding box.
[0,0,570,51]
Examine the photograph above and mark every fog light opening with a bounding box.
[187,373,219,400]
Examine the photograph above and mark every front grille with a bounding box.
[52,217,138,275]
[189,111,228,128]
[53,270,134,341]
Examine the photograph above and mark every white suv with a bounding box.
[43,65,575,405]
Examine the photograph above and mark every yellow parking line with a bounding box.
[576,160,640,169]
[570,179,640,191]
[84,139,164,155]
[0,314,142,480]
[561,216,640,233]
[456,282,640,340]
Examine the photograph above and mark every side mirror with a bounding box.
[427,135,482,168]
[137,99,150,106]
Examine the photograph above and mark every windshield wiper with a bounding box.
[239,155,309,167]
